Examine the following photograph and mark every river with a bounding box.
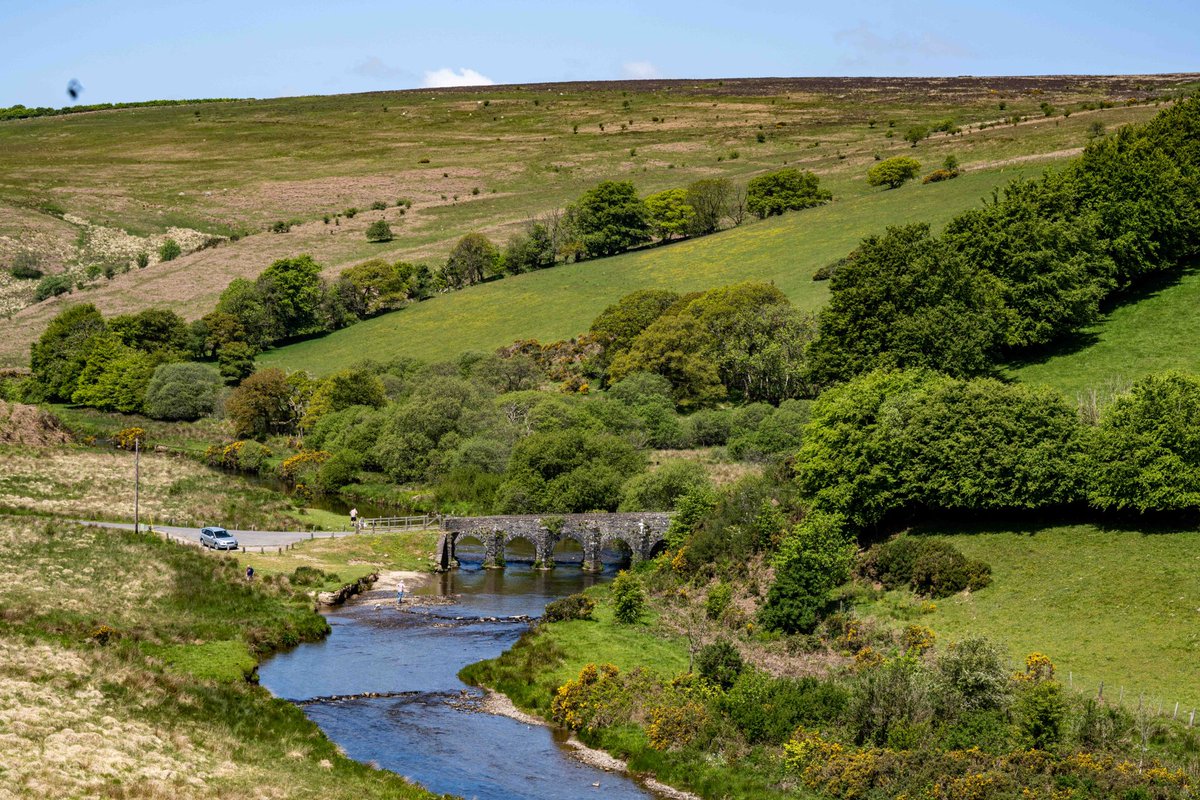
[258,543,661,800]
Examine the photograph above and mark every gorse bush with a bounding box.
[542,593,596,622]
[610,570,645,624]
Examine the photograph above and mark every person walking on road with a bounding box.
[396,579,406,605]
[349,507,358,531]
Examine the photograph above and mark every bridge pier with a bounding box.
[441,513,672,571]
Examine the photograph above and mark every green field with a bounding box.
[2,75,1182,366]
[1009,267,1200,401]
[263,164,1051,372]
[867,523,1200,710]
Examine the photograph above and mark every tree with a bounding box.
[807,224,1006,384]
[758,510,855,634]
[216,278,274,349]
[867,157,921,189]
[619,459,710,511]
[108,308,192,355]
[745,168,831,219]
[685,178,733,235]
[158,238,181,262]
[339,259,411,317]
[365,219,394,242]
[942,174,1113,348]
[218,341,256,384]
[644,188,695,241]
[903,126,930,146]
[607,314,725,408]
[30,304,107,401]
[302,368,388,429]
[143,362,223,420]
[571,180,650,257]
[225,368,297,439]
[589,288,680,371]
[495,429,645,513]
[256,255,327,339]
[442,233,500,289]
[1089,372,1200,512]
[70,333,158,412]
[795,369,1087,529]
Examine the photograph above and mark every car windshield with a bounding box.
[212,530,231,538]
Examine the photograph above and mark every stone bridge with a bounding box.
[438,513,672,571]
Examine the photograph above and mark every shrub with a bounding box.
[746,168,831,218]
[723,670,849,744]
[314,450,362,493]
[922,168,959,184]
[135,251,149,269]
[143,362,223,421]
[704,581,732,620]
[343,207,358,218]
[1016,681,1066,750]
[696,640,743,689]
[935,637,1012,715]
[34,273,72,301]
[759,510,855,634]
[158,238,181,262]
[289,565,341,586]
[542,593,596,623]
[859,536,991,598]
[9,253,43,279]
[365,220,394,242]
[867,157,922,189]
[370,200,388,210]
[269,220,292,233]
[610,570,645,624]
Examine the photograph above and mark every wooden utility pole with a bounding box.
[134,436,141,535]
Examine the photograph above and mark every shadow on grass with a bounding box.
[869,505,1200,543]
[1002,264,1200,372]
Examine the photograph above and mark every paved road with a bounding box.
[77,520,408,552]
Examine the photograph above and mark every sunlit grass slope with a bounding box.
[264,164,1049,373]
[892,524,1200,710]
[1009,267,1200,401]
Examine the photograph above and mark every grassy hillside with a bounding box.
[867,523,1200,710]
[263,163,1051,372]
[2,75,1190,366]
[0,517,437,799]
[1009,267,1200,401]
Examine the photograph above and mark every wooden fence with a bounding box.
[357,514,438,532]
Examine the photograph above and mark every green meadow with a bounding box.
[264,164,1051,373]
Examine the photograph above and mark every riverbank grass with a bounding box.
[0,516,439,799]
[239,529,442,588]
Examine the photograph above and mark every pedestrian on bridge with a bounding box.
[350,507,358,531]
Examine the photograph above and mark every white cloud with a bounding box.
[621,61,660,80]
[421,67,495,88]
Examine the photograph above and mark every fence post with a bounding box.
[1189,710,1195,728]
[1173,702,1179,719]
[1098,681,1104,702]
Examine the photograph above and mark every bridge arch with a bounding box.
[440,513,672,572]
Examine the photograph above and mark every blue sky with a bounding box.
[1,0,1196,107]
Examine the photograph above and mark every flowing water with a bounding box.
[259,543,660,800]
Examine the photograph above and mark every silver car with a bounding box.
[199,526,239,550]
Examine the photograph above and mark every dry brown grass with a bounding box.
[0,445,300,529]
